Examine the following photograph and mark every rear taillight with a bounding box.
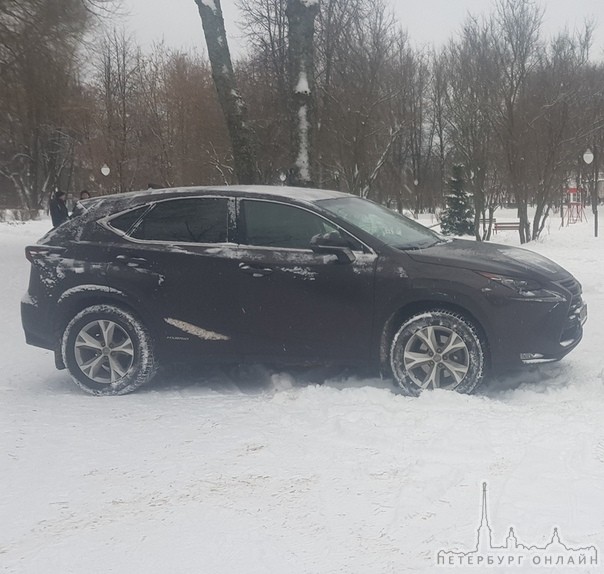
[25,245,66,263]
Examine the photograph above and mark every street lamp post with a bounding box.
[583,148,598,238]
[100,164,111,196]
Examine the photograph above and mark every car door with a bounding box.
[104,196,244,359]
[233,198,377,364]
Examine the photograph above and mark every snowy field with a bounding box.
[1,212,603,573]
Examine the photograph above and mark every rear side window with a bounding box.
[131,198,228,243]
[109,206,148,234]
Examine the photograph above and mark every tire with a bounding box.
[62,304,158,396]
[390,309,486,396]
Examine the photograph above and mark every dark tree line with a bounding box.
[1,0,603,243]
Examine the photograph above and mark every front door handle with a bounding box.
[238,262,273,277]
[116,254,148,268]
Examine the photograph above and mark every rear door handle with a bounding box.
[238,262,273,277]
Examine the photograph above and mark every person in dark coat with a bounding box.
[49,191,69,228]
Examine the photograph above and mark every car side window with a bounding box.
[108,206,148,234]
[130,198,228,243]
[241,200,357,250]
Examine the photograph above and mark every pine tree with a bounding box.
[440,165,474,236]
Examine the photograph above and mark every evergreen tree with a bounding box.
[440,165,474,236]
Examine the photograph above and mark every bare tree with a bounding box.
[286,0,320,185]
[134,45,231,187]
[91,30,141,193]
[194,0,257,184]
[237,0,289,103]
[3,0,603,225]
[236,0,290,182]
[316,0,402,197]
[0,0,96,210]
[444,16,501,239]
[524,28,593,239]
[491,0,543,243]
[430,49,449,205]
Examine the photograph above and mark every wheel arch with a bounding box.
[52,285,158,368]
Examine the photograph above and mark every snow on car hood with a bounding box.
[405,238,569,279]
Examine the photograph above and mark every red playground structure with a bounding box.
[562,187,586,226]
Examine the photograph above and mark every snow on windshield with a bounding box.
[317,196,441,248]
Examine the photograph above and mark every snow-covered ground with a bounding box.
[1,213,603,573]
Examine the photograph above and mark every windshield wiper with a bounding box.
[396,239,442,250]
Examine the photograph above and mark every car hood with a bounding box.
[404,238,569,281]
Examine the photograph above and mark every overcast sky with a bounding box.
[121,0,604,60]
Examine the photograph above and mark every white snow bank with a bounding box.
[1,213,603,573]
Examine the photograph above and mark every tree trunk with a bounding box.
[287,0,319,187]
[517,197,530,244]
[194,0,257,184]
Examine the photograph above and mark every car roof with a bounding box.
[88,185,351,209]
[48,185,360,247]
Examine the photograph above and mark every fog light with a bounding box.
[520,353,544,360]
[519,353,554,365]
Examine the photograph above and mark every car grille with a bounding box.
[557,276,584,345]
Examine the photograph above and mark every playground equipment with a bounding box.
[562,187,586,226]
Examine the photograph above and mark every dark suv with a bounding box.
[22,186,586,396]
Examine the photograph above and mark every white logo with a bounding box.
[436,483,598,568]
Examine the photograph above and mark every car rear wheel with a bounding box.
[62,304,157,395]
[390,309,486,396]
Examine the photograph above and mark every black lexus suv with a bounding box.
[21,186,587,396]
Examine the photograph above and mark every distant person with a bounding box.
[49,191,69,228]
[70,190,92,218]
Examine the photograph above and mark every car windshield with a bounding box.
[317,196,444,249]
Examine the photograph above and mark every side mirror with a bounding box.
[310,232,356,264]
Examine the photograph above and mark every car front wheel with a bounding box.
[390,309,486,396]
[62,304,157,396]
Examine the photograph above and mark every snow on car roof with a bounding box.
[95,185,350,205]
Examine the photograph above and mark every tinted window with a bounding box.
[131,198,228,243]
[109,206,148,234]
[242,200,340,249]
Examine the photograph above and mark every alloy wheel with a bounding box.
[74,319,135,384]
[402,325,470,390]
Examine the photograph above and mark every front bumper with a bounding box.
[520,300,586,364]
[484,276,586,369]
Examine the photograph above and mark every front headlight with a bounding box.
[477,272,566,302]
